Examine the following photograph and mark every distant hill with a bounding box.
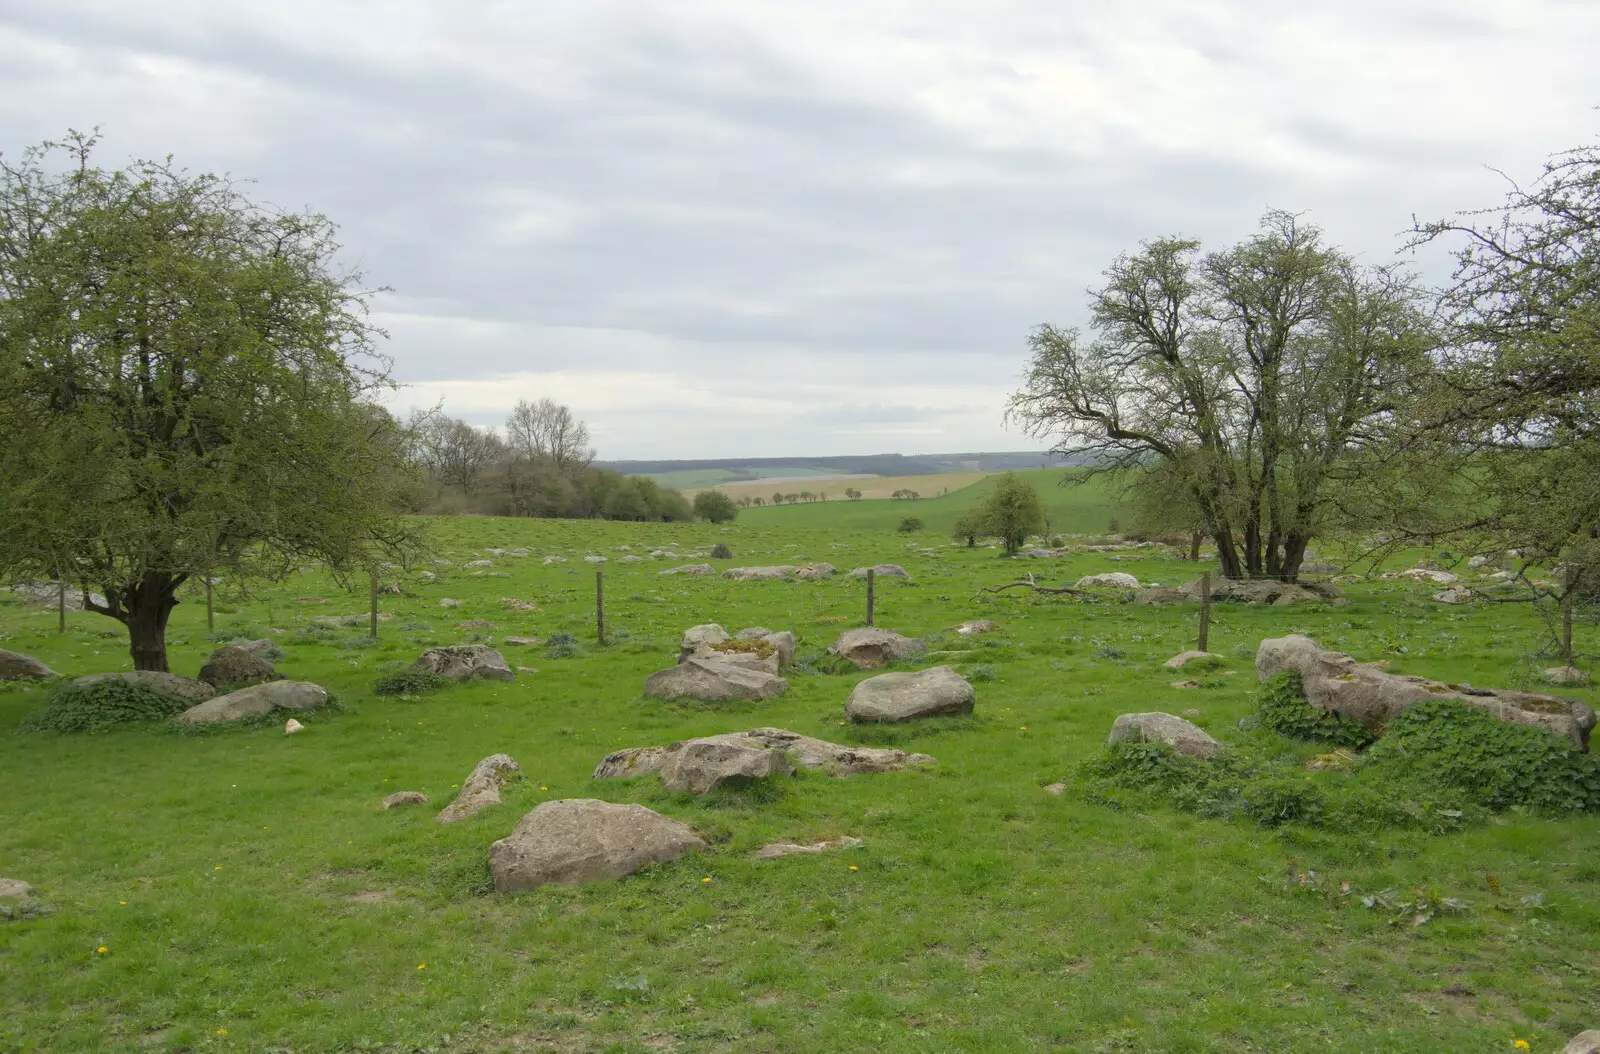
[600,451,1093,487]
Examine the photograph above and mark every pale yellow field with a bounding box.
[684,471,990,502]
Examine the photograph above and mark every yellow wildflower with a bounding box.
[1513,1042,1530,1052]
[417,963,426,971]
[849,866,859,872]
[96,946,108,954]
[702,876,712,884]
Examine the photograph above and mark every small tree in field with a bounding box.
[0,133,420,672]
[952,511,983,547]
[972,473,1045,554]
[693,489,738,523]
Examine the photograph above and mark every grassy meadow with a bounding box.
[2,492,1598,1052]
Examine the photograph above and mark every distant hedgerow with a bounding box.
[21,679,190,733]
[1256,671,1375,748]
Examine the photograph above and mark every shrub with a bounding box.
[965,663,996,683]
[693,491,738,524]
[1256,671,1375,748]
[897,517,924,533]
[1367,698,1600,814]
[546,632,580,659]
[1238,777,1325,827]
[1048,536,1065,548]
[709,543,733,560]
[372,669,452,696]
[22,679,190,733]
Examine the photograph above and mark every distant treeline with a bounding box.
[405,400,692,521]
[599,450,1092,478]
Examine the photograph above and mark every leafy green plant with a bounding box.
[372,669,452,696]
[1367,698,1600,814]
[546,632,580,659]
[1256,671,1375,748]
[709,543,733,560]
[21,679,190,733]
[1238,776,1325,827]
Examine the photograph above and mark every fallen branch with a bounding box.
[974,581,1086,598]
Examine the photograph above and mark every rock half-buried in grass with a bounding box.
[1257,634,1597,748]
[437,754,521,823]
[411,644,514,682]
[1107,712,1221,759]
[660,739,795,796]
[0,649,57,679]
[829,628,926,670]
[197,645,282,688]
[488,799,706,892]
[592,727,935,781]
[74,670,216,702]
[643,656,787,702]
[177,681,329,724]
[845,666,975,723]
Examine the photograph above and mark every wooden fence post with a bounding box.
[1562,570,1575,667]
[206,577,215,632]
[596,570,606,645]
[866,568,876,627]
[57,580,66,634]
[369,571,379,639]
[1198,571,1212,652]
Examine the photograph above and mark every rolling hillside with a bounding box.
[735,468,1128,536]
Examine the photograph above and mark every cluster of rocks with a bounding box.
[1135,577,1345,607]
[1257,634,1596,749]
[643,624,796,702]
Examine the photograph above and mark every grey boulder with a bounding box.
[678,623,731,662]
[643,656,787,702]
[0,878,34,899]
[1108,712,1221,759]
[660,739,795,796]
[845,665,975,723]
[75,670,216,702]
[830,627,926,670]
[848,564,910,580]
[1257,634,1597,749]
[382,791,430,809]
[412,645,513,682]
[736,627,796,667]
[488,799,706,892]
[0,649,57,679]
[437,754,521,823]
[593,727,935,781]
[1564,1032,1600,1054]
[178,681,328,724]
[197,645,280,688]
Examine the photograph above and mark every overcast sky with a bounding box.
[4,1,1598,459]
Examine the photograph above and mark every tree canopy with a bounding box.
[1009,211,1434,580]
[0,133,419,671]
[968,473,1044,553]
[692,489,739,524]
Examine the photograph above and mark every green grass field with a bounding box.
[2,504,1597,1052]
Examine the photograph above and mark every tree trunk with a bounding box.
[1188,532,1202,561]
[1213,528,1244,579]
[1277,535,1309,583]
[1243,521,1263,577]
[126,572,179,672]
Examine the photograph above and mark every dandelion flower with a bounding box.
[849,866,859,872]
[539,786,548,791]
[119,901,127,906]
[702,877,712,884]
[1514,1042,1530,1052]
[417,963,426,971]
[216,1029,228,1036]
[96,946,108,954]
[214,866,223,871]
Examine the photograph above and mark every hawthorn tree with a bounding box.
[970,473,1044,553]
[0,133,420,672]
[692,489,738,523]
[1009,212,1434,580]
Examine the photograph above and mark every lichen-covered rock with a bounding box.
[0,878,34,899]
[723,566,796,581]
[845,666,975,723]
[847,564,910,580]
[437,754,521,823]
[197,645,280,688]
[660,563,714,576]
[659,739,795,796]
[1108,712,1221,759]
[752,836,862,860]
[956,619,1000,636]
[74,670,216,702]
[643,656,787,702]
[1164,651,1221,669]
[1563,1031,1600,1054]
[1076,572,1141,589]
[488,799,706,892]
[1398,567,1459,584]
[1546,666,1589,685]
[382,791,430,809]
[178,681,328,724]
[0,646,56,681]
[678,624,730,662]
[1434,586,1475,605]
[830,628,926,670]
[1258,634,1597,749]
[412,645,513,682]
[735,627,796,666]
[593,727,934,781]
